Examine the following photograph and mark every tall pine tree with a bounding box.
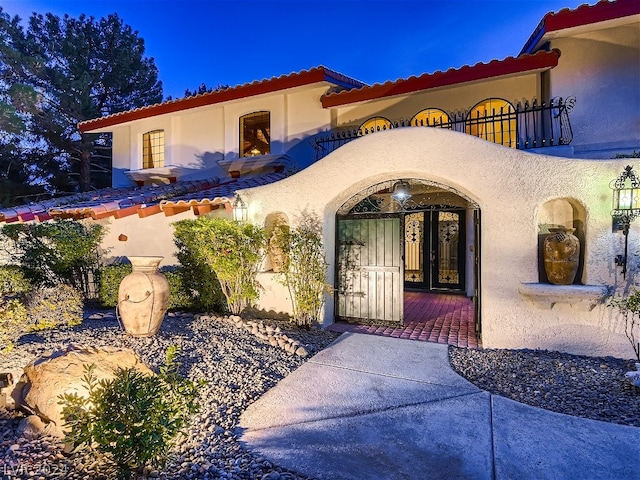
[0,8,163,199]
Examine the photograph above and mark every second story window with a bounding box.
[142,130,165,168]
[240,111,270,157]
[359,116,392,135]
[465,98,516,148]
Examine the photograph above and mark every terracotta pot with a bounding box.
[543,227,580,285]
[117,256,169,337]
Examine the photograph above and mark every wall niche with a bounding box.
[537,198,586,285]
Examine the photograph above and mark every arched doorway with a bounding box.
[335,178,481,339]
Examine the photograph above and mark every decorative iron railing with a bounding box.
[313,96,575,161]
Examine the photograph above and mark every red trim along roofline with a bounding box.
[79,66,366,133]
[321,49,560,108]
[521,0,640,54]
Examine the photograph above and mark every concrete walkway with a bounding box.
[239,333,640,480]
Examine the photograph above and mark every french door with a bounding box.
[404,209,466,292]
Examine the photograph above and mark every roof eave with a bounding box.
[321,50,560,108]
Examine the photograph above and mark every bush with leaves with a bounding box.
[272,213,330,327]
[609,290,640,361]
[98,263,132,308]
[24,283,84,331]
[0,298,27,353]
[173,217,266,315]
[59,346,203,480]
[1,219,105,297]
[173,220,228,313]
[0,264,32,296]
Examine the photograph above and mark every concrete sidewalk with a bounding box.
[239,333,640,480]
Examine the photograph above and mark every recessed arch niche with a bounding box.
[537,198,586,284]
[264,212,289,272]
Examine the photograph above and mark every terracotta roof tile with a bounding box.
[521,0,640,54]
[321,50,561,108]
[79,66,366,133]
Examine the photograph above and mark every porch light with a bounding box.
[391,180,412,203]
[611,165,640,279]
[232,196,248,223]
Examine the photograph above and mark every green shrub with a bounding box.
[0,298,27,353]
[160,267,193,311]
[98,263,132,308]
[1,219,105,296]
[59,346,204,479]
[25,283,84,331]
[0,265,31,296]
[174,218,266,315]
[272,212,330,327]
[173,219,233,313]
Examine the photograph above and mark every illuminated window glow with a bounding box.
[411,108,451,128]
[465,98,517,148]
[360,116,392,135]
[142,130,165,168]
[240,111,270,157]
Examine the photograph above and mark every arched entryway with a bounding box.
[333,178,481,347]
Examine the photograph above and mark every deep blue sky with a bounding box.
[2,0,589,100]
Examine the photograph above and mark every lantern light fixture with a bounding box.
[232,196,248,223]
[390,180,412,204]
[610,165,640,279]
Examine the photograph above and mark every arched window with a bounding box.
[240,111,270,157]
[359,116,392,135]
[465,98,516,148]
[411,108,450,128]
[142,130,164,168]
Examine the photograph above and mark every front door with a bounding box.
[404,210,466,292]
[336,215,403,324]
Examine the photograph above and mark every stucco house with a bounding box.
[1,0,639,358]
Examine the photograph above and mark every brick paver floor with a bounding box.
[328,291,480,348]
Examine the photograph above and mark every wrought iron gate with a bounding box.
[336,215,403,324]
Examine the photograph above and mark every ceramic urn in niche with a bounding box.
[543,227,580,285]
[117,256,169,336]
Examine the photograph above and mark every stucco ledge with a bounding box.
[518,283,610,311]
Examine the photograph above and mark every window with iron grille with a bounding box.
[465,98,516,148]
[142,130,165,168]
[240,111,270,157]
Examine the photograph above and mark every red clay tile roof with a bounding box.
[0,171,288,223]
[521,0,640,54]
[79,66,366,133]
[320,50,561,108]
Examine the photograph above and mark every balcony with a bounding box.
[314,97,575,161]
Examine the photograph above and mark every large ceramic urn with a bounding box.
[117,256,169,337]
[543,227,580,285]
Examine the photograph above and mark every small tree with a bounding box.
[609,290,640,361]
[173,217,266,315]
[273,212,330,327]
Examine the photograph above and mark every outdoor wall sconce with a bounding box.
[232,196,248,223]
[391,180,412,205]
[611,165,640,279]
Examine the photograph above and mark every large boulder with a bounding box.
[11,344,153,437]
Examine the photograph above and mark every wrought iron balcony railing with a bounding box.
[313,97,575,161]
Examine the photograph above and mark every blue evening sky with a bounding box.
[2,0,589,100]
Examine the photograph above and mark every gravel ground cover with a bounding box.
[449,346,640,427]
[1,312,639,479]
[0,312,339,480]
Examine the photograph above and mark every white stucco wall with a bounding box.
[334,73,543,127]
[240,127,639,359]
[548,21,640,157]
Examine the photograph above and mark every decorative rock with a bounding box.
[624,363,640,387]
[295,346,309,357]
[11,345,153,437]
